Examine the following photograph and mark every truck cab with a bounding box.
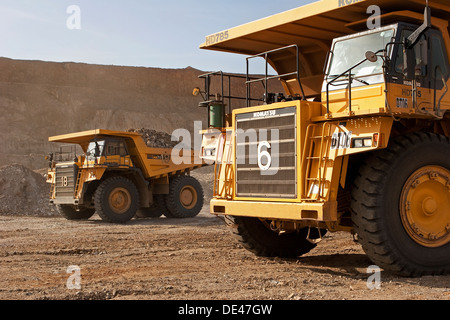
[324,20,449,120]
[47,129,206,223]
[196,0,450,276]
[84,137,133,167]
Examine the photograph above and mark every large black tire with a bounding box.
[57,205,95,221]
[351,132,450,277]
[94,176,140,223]
[165,176,204,219]
[231,216,318,258]
[154,194,176,218]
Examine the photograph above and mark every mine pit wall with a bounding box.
[0,57,210,170]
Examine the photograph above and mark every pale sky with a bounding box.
[0,0,314,73]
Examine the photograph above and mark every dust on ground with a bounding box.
[0,165,449,300]
[1,213,449,301]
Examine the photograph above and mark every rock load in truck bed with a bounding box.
[128,128,181,149]
[0,164,57,216]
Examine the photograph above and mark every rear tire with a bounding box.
[350,132,450,276]
[57,205,95,220]
[165,176,204,218]
[94,176,140,223]
[154,194,176,218]
[231,216,318,258]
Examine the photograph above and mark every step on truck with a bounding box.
[196,0,450,276]
[46,129,205,223]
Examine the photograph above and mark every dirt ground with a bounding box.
[1,207,449,301]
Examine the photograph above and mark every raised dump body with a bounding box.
[197,0,450,276]
[47,129,206,223]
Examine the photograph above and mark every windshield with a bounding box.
[328,29,395,79]
[86,140,105,160]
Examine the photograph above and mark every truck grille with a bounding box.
[235,106,297,199]
[54,163,77,199]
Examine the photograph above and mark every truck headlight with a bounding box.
[205,148,216,157]
[352,137,372,148]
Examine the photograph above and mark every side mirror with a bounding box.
[94,142,101,157]
[365,51,378,63]
[407,5,431,49]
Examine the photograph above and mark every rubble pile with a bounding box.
[0,164,57,216]
[128,128,181,149]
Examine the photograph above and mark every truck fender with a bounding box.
[128,169,151,208]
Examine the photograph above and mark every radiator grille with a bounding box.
[235,106,297,198]
[54,163,77,199]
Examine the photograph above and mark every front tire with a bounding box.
[231,216,318,258]
[154,194,176,218]
[351,133,450,276]
[94,176,140,223]
[57,205,95,220]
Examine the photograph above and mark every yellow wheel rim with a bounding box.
[108,187,131,214]
[179,186,197,210]
[400,166,450,248]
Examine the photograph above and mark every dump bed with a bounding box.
[201,0,450,98]
[49,129,204,179]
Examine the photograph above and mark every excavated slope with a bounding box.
[0,57,208,169]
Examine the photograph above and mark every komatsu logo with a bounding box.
[253,110,276,118]
[338,0,363,7]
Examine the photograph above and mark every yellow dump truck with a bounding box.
[46,129,205,223]
[196,0,450,276]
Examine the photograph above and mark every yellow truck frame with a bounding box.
[47,129,205,223]
[197,0,450,276]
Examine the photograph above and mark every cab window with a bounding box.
[87,140,105,159]
[431,33,449,80]
[394,29,428,78]
[105,140,128,156]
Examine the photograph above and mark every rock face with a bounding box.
[0,164,57,216]
[0,58,208,169]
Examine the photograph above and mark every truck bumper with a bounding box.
[50,197,80,205]
[210,198,338,222]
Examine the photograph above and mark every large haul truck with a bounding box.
[47,129,205,223]
[196,0,450,276]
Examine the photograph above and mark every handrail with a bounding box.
[245,44,306,106]
[198,44,307,111]
[198,71,262,113]
[325,57,369,115]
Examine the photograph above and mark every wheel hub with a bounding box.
[179,186,197,209]
[422,197,437,216]
[108,187,131,214]
[400,166,450,248]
